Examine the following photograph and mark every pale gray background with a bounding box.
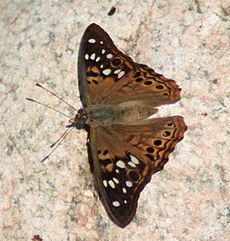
[1,1,229,240]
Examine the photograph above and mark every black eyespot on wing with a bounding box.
[134,71,141,77]
[156,85,164,89]
[145,154,155,161]
[146,147,154,153]
[154,140,162,146]
[163,131,171,137]
[112,58,122,66]
[144,80,152,85]
[100,158,112,165]
[135,78,143,82]
[129,171,140,182]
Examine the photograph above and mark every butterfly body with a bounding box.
[83,101,157,126]
[74,23,187,228]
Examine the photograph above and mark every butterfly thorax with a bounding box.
[68,108,88,127]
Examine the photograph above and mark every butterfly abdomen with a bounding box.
[114,101,158,123]
[87,101,158,126]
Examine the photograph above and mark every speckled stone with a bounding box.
[0,1,229,241]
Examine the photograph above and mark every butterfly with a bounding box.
[68,23,187,228]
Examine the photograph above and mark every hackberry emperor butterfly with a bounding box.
[71,23,186,228]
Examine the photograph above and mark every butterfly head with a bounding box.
[67,108,88,129]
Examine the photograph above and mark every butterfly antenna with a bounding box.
[41,128,73,162]
[34,82,78,111]
[26,97,71,118]
[50,128,70,148]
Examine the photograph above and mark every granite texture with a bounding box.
[0,0,229,240]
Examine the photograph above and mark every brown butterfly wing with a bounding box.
[87,116,186,227]
[104,64,181,106]
[78,23,136,107]
[87,127,142,227]
[78,23,181,107]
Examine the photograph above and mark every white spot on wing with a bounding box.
[103,69,112,76]
[100,41,103,44]
[88,38,96,43]
[122,187,127,193]
[108,180,115,189]
[112,201,120,207]
[126,181,133,187]
[85,54,89,60]
[90,53,96,60]
[113,177,119,184]
[130,155,139,164]
[128,161,136,168]
[103,180,108,187]
[115,169,119,173]
[124,200,127,204]
[118,70,125,79]
[114,69,121,74]
[106,53,113,59]
[116,160,125,168]
[95,56,100,62]
[102,49,105,54]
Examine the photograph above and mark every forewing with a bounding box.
[104,63,181,106]
[87,116,186,228]
[78,23,181,107]
[78,23,136,107]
